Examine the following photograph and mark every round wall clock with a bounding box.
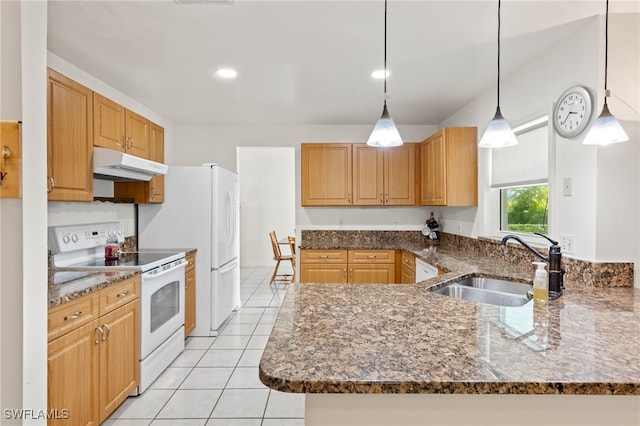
[553,86,593,138]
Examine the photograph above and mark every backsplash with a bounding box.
[300,230,634,288]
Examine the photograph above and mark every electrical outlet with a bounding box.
[457,223,463,234]
[561,234,575,254]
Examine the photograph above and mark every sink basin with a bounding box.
[432,277,531,307]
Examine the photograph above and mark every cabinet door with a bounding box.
[420,132,446,206]
[47,68,94,201]
[148,122,165,203]
[384,144,416,205]
[94,92,126,151]
[352,144,384,206]
[125,109,150,159]
[185,252,196,338]
[301,144,352,206]
[48,320,100,426]
[98,301,139,423]
[300,264,348,283]
[348,264,395,284]
[401,265,415,284]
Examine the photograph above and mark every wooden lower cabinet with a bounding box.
[48,276,140,425]
[348,264,395,284]
[300,263,348,283]
[399,251,416,284]
[300,249,396,284]
[48,320,100,426]
[98,301,139,423]
[184,252,196,338]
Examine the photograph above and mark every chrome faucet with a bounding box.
[500,233,564,299]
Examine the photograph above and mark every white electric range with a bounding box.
[49,222,186,395]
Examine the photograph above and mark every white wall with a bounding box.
[21,0,49,422]
[238,147,295,266]
[174,123,438,230]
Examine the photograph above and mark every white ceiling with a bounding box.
[47,0,640,126]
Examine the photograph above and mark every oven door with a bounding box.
[140,260,186,360]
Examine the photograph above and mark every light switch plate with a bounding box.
[563,177,572,196]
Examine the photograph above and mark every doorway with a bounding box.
[237,147,296,267]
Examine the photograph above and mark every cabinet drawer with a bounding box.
[348,249,395,264]
[99,276,139,315]
[48,293,99,342]
[300,249,348,263]
[401,251,416,270]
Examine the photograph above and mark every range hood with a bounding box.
[93,147,168,181]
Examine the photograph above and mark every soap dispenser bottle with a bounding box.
[532,262,548,304]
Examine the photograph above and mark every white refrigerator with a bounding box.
[138,164,241,336]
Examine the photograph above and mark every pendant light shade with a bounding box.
[583,0,628,145]
[583,100,629,145]
[367,0,403,147]
[367,105,403,147]
[479,0,517,149]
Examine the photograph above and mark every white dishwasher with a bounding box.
[415,258,439,282]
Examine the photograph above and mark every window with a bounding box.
[491,117,549,235]
[500,185,548,234]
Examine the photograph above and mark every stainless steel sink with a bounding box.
[432,277,531,307]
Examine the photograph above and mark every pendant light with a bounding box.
[367,0,403,148]
[478,0,517,149]
[583,0,629,145]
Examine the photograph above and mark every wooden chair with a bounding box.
[269,231,295,285]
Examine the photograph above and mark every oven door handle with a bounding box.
[142,259,187,279]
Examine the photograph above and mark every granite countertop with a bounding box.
[49,269,140,308]
[259,243,640,395]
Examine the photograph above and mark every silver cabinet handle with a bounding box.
[379,194,384,204]
[367,255,376,259]
[95,326,104,345]
[319,255,329,259]
[385,194,389,203]
[47,176,55,193]
[64,311,82,321]
[117,291,130,298]
[347,193,352,204]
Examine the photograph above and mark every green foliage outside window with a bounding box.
[502,185,548,234]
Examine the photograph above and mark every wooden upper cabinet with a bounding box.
[148,122,165,202]
[114,122,164,203]
[352,144,384,205]
[352,143,415,206]
[384,143,416,205]
[301,143,352,206]
[94,93,126,151]
[47,68,94,201]
[125,109,150,159]
[94,92,150,159]
[419,127,477,206]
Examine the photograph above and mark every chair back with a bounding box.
[269,231,282,259]
[287,236,296,256]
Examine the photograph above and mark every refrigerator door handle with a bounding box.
[212,258,238,273]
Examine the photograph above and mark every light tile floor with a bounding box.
[104,266,304,426]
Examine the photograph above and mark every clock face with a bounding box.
[553,86,592,138]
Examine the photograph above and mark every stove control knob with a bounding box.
[71,233,79,243]
[117,228,123,236]
[62,234,70,244]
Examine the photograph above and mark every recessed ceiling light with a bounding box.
[371,69,389,79]
[216,68,238,79]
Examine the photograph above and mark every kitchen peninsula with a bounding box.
[259,232,640,426]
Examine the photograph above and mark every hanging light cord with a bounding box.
[604,0,609,105]
[383,0,388,107]
[496,0,502,109]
